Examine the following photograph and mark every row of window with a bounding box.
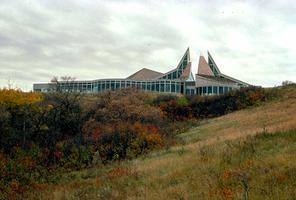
[59,80,187,93]
[197,86,233,95]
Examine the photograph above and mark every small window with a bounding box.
[208,86,212,94]
[160,83,165,92]
[156,83,160,91]
[165,84,170,92]
[176,84,180,93]
[171,84,175,92]
[202,87,207,94]
[173,71,177,79]
[111,82,115,90]
[219,86,223,94]
[213,86,218,94]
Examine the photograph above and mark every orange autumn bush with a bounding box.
[84,122,164,162]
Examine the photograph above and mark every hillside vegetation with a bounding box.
[20,84,296,200]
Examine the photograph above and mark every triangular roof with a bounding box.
[180,62,193,80]
[207,51,221,76]
[127,68,163,80]
[198,55,214,76]
[156,47,191,80]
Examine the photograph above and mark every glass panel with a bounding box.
[203,87,207,94]
[98,84,101,92]
[120,81,124,88]
[165,84,170,92]
[176,84,180,93]
[213,86,218,94]
[142,82,146,90]
[219,86,223,94]
[173,71,177,79]
[126,81,131,87]
[156,82,159,91]
[171,84,175,92]
[208,86,212,94]
[160,83,164,92]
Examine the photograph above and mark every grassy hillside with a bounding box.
[24,85,296,199]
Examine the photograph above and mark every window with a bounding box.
[116,82,120,89]
[106,81,110,89]
[142,82,146,90]
[202,87,207,94]
[98,84,101,92]
[171,84,175,92]
[213,86,218,94]
[219,86,223,94]
[208,86,212,94]
[165,83,170,92]
[121,81,125,88]
[111,82,115,90]
[160,83,164,92]
[176,84,180,93]
[173,71,177,79]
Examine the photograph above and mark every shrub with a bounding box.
[89,122,163,162]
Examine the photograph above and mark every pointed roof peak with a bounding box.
[198,54,214,76]
[207,51,221,76]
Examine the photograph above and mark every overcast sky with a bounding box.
[0,0,295,90]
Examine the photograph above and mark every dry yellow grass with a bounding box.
[181,95,296,150]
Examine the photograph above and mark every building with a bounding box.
[33,48,250,95]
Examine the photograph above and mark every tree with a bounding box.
[50,76,76,93]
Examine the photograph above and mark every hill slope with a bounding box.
[26,85,296,200]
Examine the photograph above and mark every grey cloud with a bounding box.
[0,0,295,90]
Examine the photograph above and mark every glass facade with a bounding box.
[58,80,192,94]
